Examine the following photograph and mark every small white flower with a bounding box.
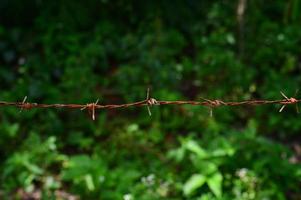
[236,168,248,178]
[98,176,105,183]
[123,193,133,200]
[146,174,155,183]
[141,174,156,186]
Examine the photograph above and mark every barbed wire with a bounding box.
[0,89,299,120]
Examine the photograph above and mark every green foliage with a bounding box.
[0,0,301,199]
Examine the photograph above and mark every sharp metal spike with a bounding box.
[146,88,150,100]
[147,106,152,116]
[20,96,28,113]
[280,91,289,100]
[279,105,286,112]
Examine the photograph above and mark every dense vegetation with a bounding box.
[1,0,301,199]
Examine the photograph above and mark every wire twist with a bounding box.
[81,99,99,120]
[0,90,299,120]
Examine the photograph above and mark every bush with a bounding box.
[0,1,301,199]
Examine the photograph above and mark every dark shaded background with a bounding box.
[0,0,301,199]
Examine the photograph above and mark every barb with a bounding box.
[19,96,28,112]
[81,99,99,120]
[279,91,298,113]
[146,88,159,116]
[18,96,37,112]
[0,90,299,120]
[200,97,226,117]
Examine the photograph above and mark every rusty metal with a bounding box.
[0,90,299,120]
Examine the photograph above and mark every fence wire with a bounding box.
[0,90,299,120]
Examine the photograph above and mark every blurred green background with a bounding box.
[1,0,301,199]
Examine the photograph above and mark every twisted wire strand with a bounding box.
[0,91,299,120]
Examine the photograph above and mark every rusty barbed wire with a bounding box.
[0,90,299,120]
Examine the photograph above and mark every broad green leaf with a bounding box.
[185,140,207,159]
[7,123,19,137]
[62,155,105,181]
[191,159,218,175]
[24,161,43,175]
[167,148,185,162]
[85,174,95,191]
[183,174,206,196]
[207,172,223,197]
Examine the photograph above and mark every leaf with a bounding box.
[183,174,206,196]
[62,155,93,180]
[85,174,95,191]
[24,161,43,175]
[168,148,185,162]
[207,172,223,197]
[190,157,218,175]
[185,140,207,159]
[7,123,19,137]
